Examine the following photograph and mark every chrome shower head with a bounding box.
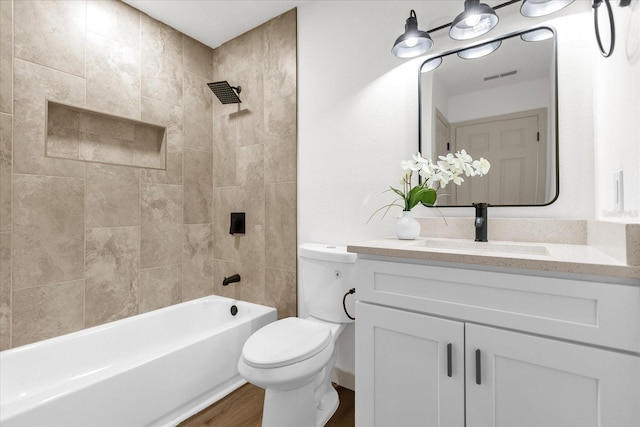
[207,81,242,104]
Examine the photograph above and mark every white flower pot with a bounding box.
[395,210,421,240]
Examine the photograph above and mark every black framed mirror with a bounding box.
[419,27,559,207]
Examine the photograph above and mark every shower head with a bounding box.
[207,81,242,104]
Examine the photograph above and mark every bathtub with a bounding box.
[0,296,277,427]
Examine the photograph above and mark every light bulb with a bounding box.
[464,14,482,27]
[405,37,418,47]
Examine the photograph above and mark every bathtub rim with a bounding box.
[1,295,261,357]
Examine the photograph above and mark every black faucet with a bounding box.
[222,274,241,286]
[473,203,488,242]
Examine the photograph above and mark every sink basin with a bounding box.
[419,239,550,256]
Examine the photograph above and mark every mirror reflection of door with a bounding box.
[447,108,547,205]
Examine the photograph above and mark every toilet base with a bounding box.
[317,385,339,426]
[261,380,339,427]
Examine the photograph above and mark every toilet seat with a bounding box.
[242,317,332,369]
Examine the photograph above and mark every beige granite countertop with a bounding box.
[347,237,640,280]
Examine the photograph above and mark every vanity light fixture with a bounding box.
[393,0,576,60]
[520,0,575,18]
[391,10,433,58]
[449,0,499,40]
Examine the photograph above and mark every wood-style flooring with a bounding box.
[179,383,354,427]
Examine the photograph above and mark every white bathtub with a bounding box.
[0,296,277,427]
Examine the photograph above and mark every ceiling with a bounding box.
[123,0,302,49]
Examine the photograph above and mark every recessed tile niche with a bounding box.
[46,101,167,170]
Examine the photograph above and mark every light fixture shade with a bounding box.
[392,10,433,58]
[457,40,502,59]
[520,0,575,17]
[520,27,554,41]
[449,0,499,41]
[420,57,443,73]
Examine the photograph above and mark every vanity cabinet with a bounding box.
[356,303,465,427]
[355,258,640,427]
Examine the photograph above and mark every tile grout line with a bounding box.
[138,7,142,314]
[181,33,185,304]
[138,10,142,314]
[83,0,87,328]
[8,0,14,349]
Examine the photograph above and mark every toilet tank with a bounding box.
[299,243,357,324]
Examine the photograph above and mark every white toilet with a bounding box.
[237,243,357,427]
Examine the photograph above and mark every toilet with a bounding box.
[237,243,357,427]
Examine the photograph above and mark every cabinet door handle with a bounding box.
[447,343,452,377]
[475,349,482,385]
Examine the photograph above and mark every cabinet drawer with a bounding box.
[356,259,640,353]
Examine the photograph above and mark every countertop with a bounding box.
[347,237,640,280]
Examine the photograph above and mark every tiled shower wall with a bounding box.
[0,1,297,350]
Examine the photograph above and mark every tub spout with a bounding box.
[223,274,241,286]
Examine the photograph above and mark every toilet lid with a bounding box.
[242,317,332,369]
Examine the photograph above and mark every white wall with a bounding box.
[593,1,640,221]
[297,1,421,247]
[296,0,639,387]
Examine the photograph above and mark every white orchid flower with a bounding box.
[433,167,454,187]
[473,158,491,175]
[462,162,476,177]
[400,160,414,170]
[419,167,433,180]
[436,160,454,173]
[401,157,422,171]
[439,153,455,164]
[455,149,473,163]
[412,152,428,165]
[451,173,465,186]
[479,158,491,174]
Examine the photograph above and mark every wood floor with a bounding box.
[179,383,354,427]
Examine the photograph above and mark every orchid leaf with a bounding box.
[420,188,437,206]
[389,186,405,199]
[366,200,405,223]
[407,187,437,210]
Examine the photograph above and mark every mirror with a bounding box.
[419,27,558,207]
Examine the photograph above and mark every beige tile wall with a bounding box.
[0,1,297,350]
[212,9,298,318]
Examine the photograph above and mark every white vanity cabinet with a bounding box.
[356,302,465,427]
[354,258,640,427]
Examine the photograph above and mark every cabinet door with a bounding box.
[466,324,640,427]
[355,302,464,427]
